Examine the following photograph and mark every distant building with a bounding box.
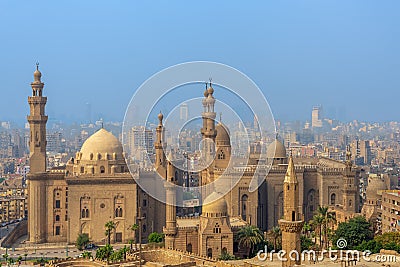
[46,132,64,153]
[311,106,323,128]
[351,140,372,165]
[381,190,400,233]
[180,103,188,121]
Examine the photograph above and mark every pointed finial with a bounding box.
[209,77,212,87]
[101,121,104,129]
[284,153,298,183]
[36,62,39,70]
[219,112,222,122]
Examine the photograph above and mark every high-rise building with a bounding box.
[311,105,323,128]
[180,103,188,121]
[46,132,63,153]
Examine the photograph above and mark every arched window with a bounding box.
[218,150,225,160]
[186,243,192,253]
[222,247,227,255]
[331,193,336,205]
[241,194,248,221]
[207,248,212,258]
[100,166,105,174]
[349,200,352,207]
[213,223,221,234]
[115,207,123,217]
[81,208,89,218]
[55,215,60,221]
[292,211,296,221]
[81,209,86,218]
[142,224,147,233]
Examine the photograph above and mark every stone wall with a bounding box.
[1,220,27,248]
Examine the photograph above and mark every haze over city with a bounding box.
[1,1,399,124]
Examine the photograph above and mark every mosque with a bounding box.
[26,66,360,260]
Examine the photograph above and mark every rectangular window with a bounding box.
[55,226,60,235]
[55,200,61,209]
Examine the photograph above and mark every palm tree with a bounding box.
[236,225,264,258]
[105,221,116,245]
[128,224,139,250]
[310,214,323,249]
[268,226,281,250]
[316,206,336,248]
[302,222,311,239]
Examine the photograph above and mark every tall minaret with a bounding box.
[27,64,48,243]
[163,151,177,249]
[200,82,217,164]
[155,112,166,171]
[279,155,304,267]
[28,63,48,173]
[342,145,358,212]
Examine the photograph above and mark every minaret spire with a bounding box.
[27,64,48,244]
[28,64,47,172]
[155,111,166,169]
[279,154,303,267]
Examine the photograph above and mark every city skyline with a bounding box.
[1,1,399,124]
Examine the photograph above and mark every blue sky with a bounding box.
[1,1,399,124]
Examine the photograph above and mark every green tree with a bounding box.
[355,239,382,254]
[76,233,90,250]
[310,214,324,249]
[128,223,139,249]
[219,251,235,260]
[301,235,315,251]
[333,216,372,249]
[105,221,116,245]
[374,232,400,248]
[236,225,264,258]
[148,232,164,243]
[95,244,114,261]
[81,251,92,259]
[316,206,336,248]
[268,226,281,250]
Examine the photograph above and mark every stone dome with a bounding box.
[202,192,228,217]
[216,123,230,144]
[80,128,123,161]
[267,139,287,159]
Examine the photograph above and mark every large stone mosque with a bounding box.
[26,66,360,259]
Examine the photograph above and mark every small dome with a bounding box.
[202,192,228,217]
[203,89,208,97]
[33,67,42,82]
[207,86,214,95]
[267,139,287,158]
[216,123,230,143]
[158,112,163,124]
[80,129,123,161]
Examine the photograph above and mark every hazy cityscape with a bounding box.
[1,1,400,267]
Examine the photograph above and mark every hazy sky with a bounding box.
[1,1,399,125]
